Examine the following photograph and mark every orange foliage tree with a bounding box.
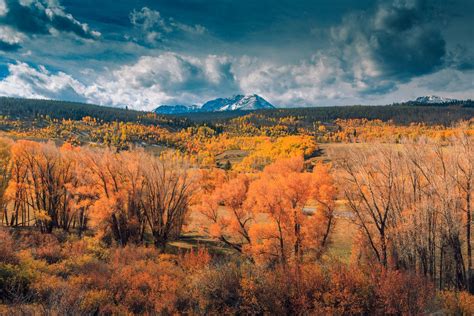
[84,149,195,248]
[83,149,147,245]
[196,157,336,263]
[197,172,254,252]
[249,157,336,264]
[140,152,195,250]
[0,137,12,226]
[6,141,78,232]
[246,156,336,264]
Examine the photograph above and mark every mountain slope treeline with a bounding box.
[0,97,188,127]
[0,97,472,128]
[179,103,474,126]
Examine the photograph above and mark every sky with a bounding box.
[0,0,472,110]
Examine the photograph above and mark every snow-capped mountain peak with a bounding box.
[154,94,275,114]
[413,95,456,104]
[206,94,275,111]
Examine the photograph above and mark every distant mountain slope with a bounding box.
[154,94,275,114]
[201,94,275,111]
[0,97,186,127]
[154,105,200,115]
[413,95,456,104]
[396,96,472,107]
[1,96,472,129]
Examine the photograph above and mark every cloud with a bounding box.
[0,25,24,50]
[0,61,87,100]
[0,0,7,16]
[0,0,100,50]
[2,51,471,111]
[128,7,206,45]
[446,45,474,71]
[0,52,369,109]
[129,6,171,43]
[0,0,471,108]
[327,0,446,94]
[0,55,240,109]
[0,55,338,108]
[236,54,359,106]
[416,68,474,93]
[85,53,239,109]
[45,5,101,39]
[367,68,474,104]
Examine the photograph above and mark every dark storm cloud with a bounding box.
[0,0,99,51]
[49,9,99,39]
[446,45,474,71]
[329,0,447,94]
[2,0,49,34]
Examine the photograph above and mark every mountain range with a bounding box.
[154,94,470,114]
[154,94,275,114]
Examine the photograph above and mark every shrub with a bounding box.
[0,263,34,303]
[375,269,435,315]
[0,229,18,265]
[177,262,242,314]
[439,290,474,315]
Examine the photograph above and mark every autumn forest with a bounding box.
[0,98,471,314]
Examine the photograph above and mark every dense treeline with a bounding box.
[179,103,474,127]
[0,97,188,127]
[1,97,473,131]
[0,140,193,250]
[394,99,474,108]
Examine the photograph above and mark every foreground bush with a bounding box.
[0,228,448,314]
[439,290,474,314]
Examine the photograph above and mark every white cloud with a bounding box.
[0,55,358,109]
[130,7,171,35]
[0,55,238,109]
[45,5,101,38]
[83,53,238,109]
[0,62,86,100]
[0,0,8,16]
[1,53,471,111]
[171,21,206,35]
[236,54,359,106]
[0,26,25,45]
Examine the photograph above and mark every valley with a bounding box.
[0,96,473,314]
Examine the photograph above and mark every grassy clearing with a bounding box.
[215,149,249,167]
[327,218,356,263]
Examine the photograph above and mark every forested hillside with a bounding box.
[180,103,474,126]
[1,97,473,128]
[0,97,187,127]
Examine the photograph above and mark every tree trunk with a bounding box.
[466,188,472,292]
